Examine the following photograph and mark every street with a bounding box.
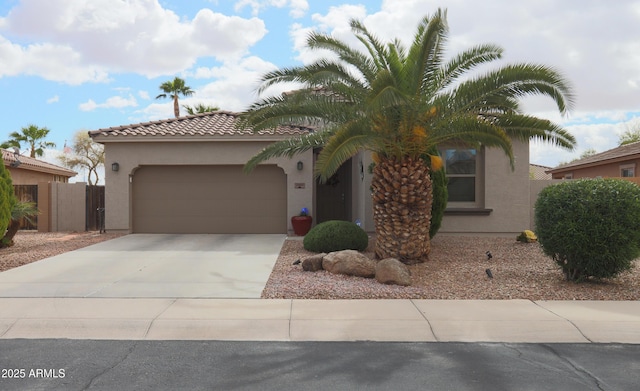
[1,340,638,390]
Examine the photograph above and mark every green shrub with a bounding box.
[429,163,448,239]
[535,178,640,281]
[0,162,16,238]
[303,220,368,253]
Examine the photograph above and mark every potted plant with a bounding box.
[291,207,312,236]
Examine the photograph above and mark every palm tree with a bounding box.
[1,124,56,158]
[1,201,38,248]
[239,9,576,264]
[183,103,220,115]
[156,77,195,118]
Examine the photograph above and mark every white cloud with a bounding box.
[234,0,308,18]
[46,95,59,104]
[138,90,150,100]
[79,95,138,112]
[0,0,267,83]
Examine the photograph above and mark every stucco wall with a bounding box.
[37,182,86,232]
[440,140,532,235]
[7,167,68,185]
[102,140,313,233]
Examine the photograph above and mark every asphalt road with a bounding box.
[1,341,638,390]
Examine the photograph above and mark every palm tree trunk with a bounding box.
[371,155,432,264]
[173,96,180,118]
[1,219,20,248]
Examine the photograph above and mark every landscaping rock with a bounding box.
[322,250,377,278]
[301,253,326,272]
[375,258,412,286]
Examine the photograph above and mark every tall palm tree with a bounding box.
[1,124,56,158]
[239,9,576,264]
[156,77,195,118]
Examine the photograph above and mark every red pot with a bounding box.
[291,216,312,236]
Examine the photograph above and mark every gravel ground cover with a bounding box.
[3,231,638,300]
[262,235,640,300]
[0,231,123,272]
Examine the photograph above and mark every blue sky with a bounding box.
[1,0,639,178]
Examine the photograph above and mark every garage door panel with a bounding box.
[132,165,287,234]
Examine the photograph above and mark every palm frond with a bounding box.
[243,130,334,173]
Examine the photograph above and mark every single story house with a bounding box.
[2,148,76,185]
[89,111,534,235]
[547,142,640,179]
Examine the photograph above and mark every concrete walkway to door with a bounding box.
[0,234,285,298]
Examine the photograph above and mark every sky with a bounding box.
[0,0,639,181]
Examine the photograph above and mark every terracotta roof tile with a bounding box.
[529,163,552,180]
[548,141,640,173]
[2,149,77,177]
[89,111,314,139]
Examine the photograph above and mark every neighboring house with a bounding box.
[2,148,76,185]
[89,111,534,235]
[547,142,640,179]
[529,163,552,180]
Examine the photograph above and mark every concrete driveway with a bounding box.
[0,234,285,298]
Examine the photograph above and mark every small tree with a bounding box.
[618,120,640,145]
[1,124,56,158]
[0,162,16,239]
[183,103,219,115]
[535,178,640,281]
[1,201,38,248]
[58,131,105,185]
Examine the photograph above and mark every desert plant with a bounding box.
[303,220,368,253]
[516,230,537,243]
[429,158,448,239]
[535,178,640,281]
[0,162,16,239]
[1,201,38,248]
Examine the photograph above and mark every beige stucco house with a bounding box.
[2,148,76,185]
[89,111,534,235]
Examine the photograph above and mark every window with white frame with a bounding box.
[620,163,635,177]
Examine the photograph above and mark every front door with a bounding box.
[316,159,352,223]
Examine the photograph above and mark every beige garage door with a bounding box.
[132,165,287,234]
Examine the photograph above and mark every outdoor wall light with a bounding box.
[297,161,303,171]
[111,162,120,172]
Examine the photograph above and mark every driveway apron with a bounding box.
[0,234,285,298]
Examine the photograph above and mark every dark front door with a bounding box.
[316,159,352,223]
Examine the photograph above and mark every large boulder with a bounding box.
[375,258,412,286]
[301,253,326,272]
[322,250,377,278]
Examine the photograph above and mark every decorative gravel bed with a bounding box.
[262,235,640,300]
[0,231,124,272]
[3,231,638,300]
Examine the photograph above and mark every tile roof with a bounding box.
[529,163,552,180]
[2,149,77,177]
[548,141,640,173]
[89,111,314,139]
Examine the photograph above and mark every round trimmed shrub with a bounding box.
[429,164,448,239]
[303,220,368,253]
[535,178,640,281]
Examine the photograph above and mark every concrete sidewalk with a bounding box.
[1,298,638,343]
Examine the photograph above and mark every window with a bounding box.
[620,164,635,178]
[564,173,573,179]
[441,148,477,202]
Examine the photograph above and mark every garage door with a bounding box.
[132,165,287,234]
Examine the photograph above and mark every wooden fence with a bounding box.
[86,185,105,231]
